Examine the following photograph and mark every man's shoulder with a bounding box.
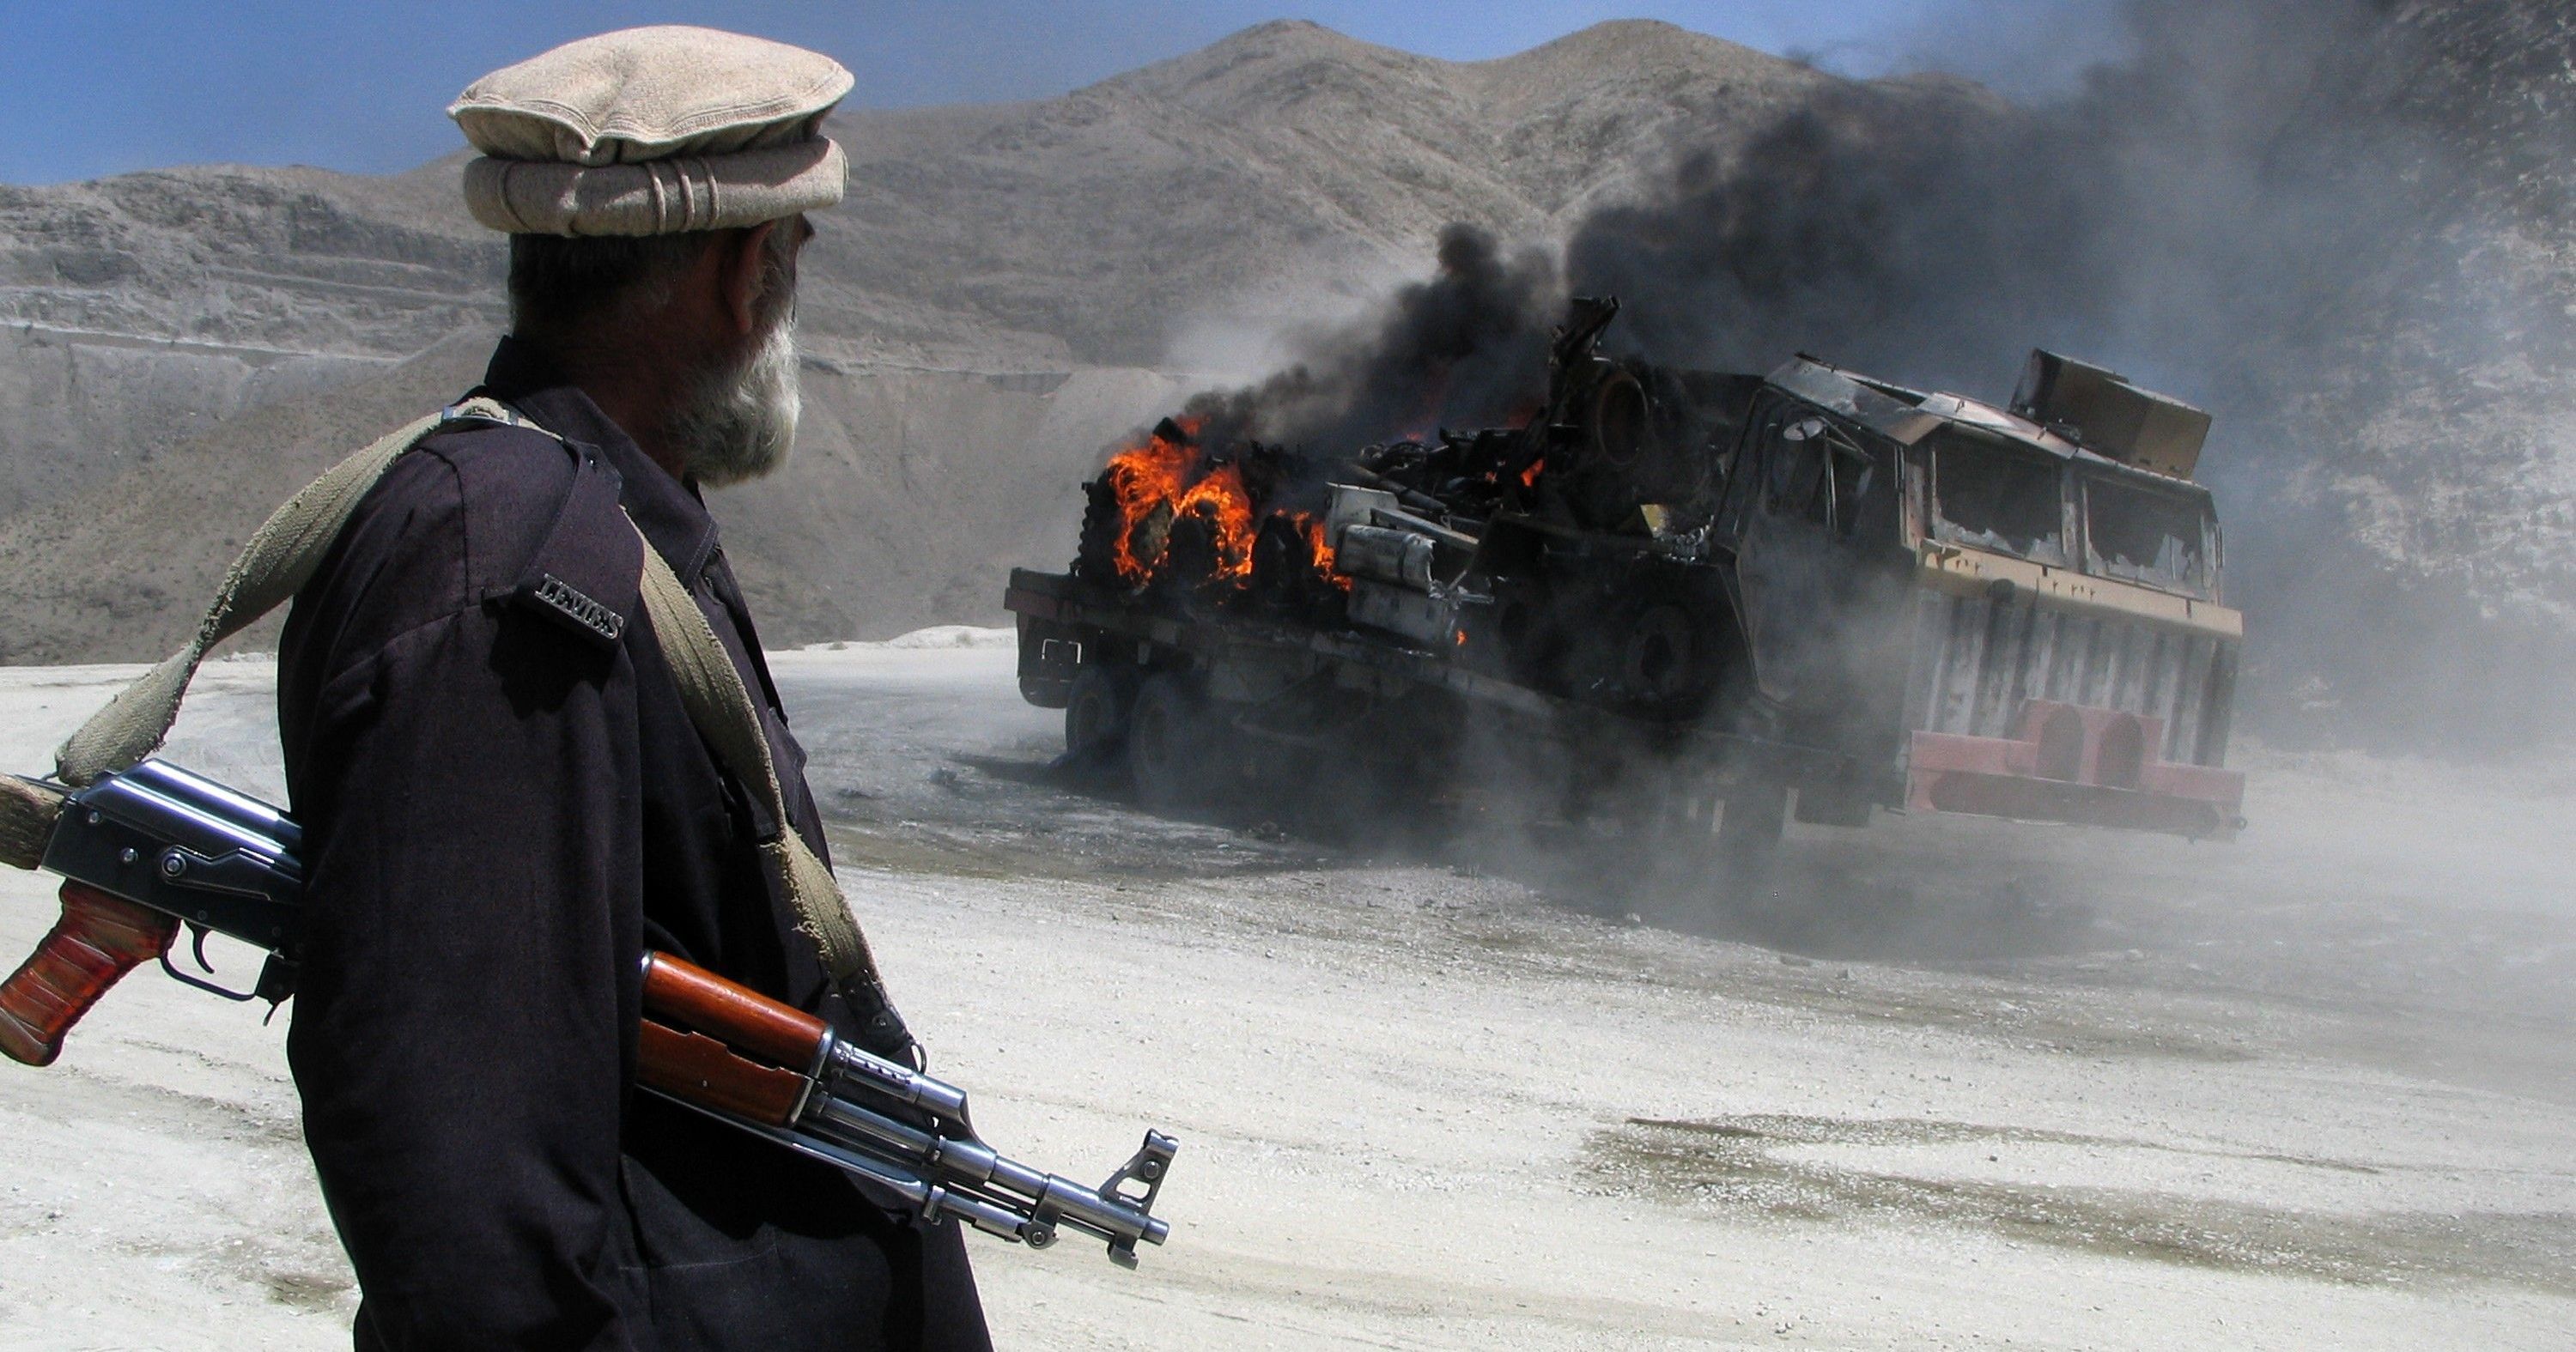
[308,412,642,658]
[401,415,582,524]
[333,417,575,596]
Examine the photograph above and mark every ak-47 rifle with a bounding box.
[0,759,1176,1266]
[639,949,1174,1264]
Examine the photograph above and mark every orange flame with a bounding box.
[1519,457,1546,489]
[1303,513,1352,591]
[1100,418,1344,592]
[1103,419,1200,584]
[1176,462,1258,582]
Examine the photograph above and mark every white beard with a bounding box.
[670,310,801,488]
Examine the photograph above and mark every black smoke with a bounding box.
[1571,1,2484,391]
[1565,82,2110,393]
[1176,223,1558,452]
[1164,0,2576,753]
[1579,0,2576,753]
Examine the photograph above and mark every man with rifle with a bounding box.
[0,26,1033,1350]
[269,27,999,1349]
[0,24,1179,1344]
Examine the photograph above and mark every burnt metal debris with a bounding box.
[1012,298,2246,878]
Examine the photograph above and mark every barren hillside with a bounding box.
[0,10,2570,755]
[0,20,1824,661]
[818,20,1831,367]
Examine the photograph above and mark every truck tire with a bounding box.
[1064,665,1137,763]
[1127,672,1214,813]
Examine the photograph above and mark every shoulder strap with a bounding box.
[33,392,895,1014]
[626,523,891,1003]
[53,397,528,786]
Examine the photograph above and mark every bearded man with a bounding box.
[276,27,991,1350]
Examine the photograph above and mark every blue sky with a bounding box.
[0,1,2129,185]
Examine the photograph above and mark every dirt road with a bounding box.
[0,642,2567,1349]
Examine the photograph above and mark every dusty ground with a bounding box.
[0,640,2568,1349]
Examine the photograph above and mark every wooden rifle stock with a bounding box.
[641,950,829,1066]
[635,952,831,1129]
[635,1020,809,1126]
[0,882,179,1067]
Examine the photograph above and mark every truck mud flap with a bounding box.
[1016,614,1083,710]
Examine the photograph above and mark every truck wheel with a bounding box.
[1127,673,1213,813]
[1064,665,1136,763]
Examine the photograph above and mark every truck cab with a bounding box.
[1713,353,2244,837]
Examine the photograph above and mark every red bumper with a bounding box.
[1905,701,2244,840]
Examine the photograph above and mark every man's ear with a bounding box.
[720,221,777,338]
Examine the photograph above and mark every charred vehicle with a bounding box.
[1006,299,2244,872]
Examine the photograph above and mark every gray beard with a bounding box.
[668,312,802,488]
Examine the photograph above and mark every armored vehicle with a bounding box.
[1007,300,2243,870]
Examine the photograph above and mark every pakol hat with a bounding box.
[450,26,852,236]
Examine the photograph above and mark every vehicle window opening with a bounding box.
[1769,431,1820,510]
[1773,415,1838,528]
[1934,432,2065,563]
[2087,477,2209,593]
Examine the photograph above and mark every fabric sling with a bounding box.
[0,401,890,1003]
[52,403,485,788]
[0,401,483,873]
[626,524,887,997]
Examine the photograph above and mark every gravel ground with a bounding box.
[0,643,2567,1349]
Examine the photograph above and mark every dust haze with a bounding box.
[1567,0,2569,755]
[1054,0,2576,1011]
[3,11,2573,1345]
[1149,0,2570,757]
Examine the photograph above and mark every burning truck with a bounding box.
[1005,299,2245,875]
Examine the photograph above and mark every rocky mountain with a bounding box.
[0,159,494,519]
[0,19,1827,662]
[0,10,2569,753]
[820,20,1833,367]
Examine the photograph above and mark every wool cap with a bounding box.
[449,26,853,236]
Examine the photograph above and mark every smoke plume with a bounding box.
[1176,223,1558,452]
[1164,0,2576,752]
